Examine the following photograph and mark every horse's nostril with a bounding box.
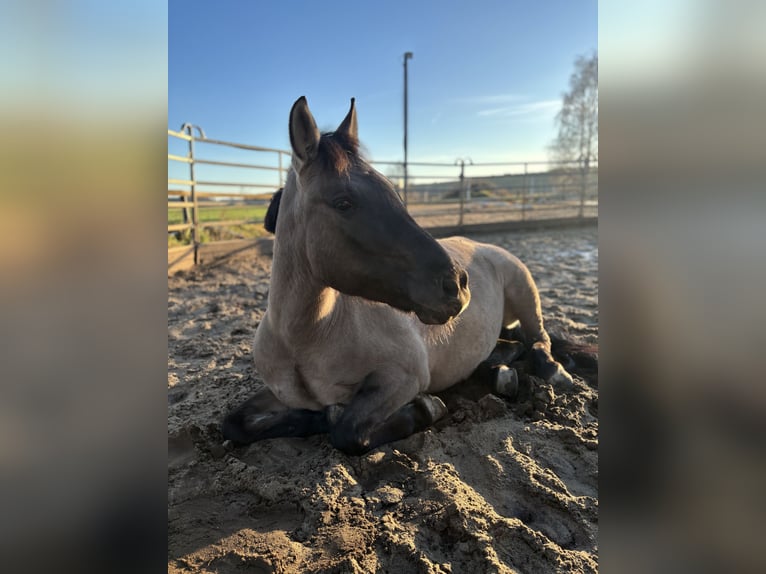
[442,275,459,298]
[441,269,468,299]
[459,270,469,290]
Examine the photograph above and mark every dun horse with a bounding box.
[223,97,573,455]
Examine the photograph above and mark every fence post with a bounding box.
[521,162,528,221]
[182,124,200,264]
[458,161,464,227]
[455,157,472,227]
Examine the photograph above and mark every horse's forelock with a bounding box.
[316,132,360,175]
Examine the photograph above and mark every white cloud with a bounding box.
[477,99,561,118]
[451,93,527,105]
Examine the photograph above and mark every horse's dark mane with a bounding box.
[317,131,360,174]
[263,188,282,233]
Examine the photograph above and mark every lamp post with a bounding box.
[403,51,413,207]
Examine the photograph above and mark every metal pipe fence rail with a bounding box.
[168,126,291,268]
[168,126,597,271]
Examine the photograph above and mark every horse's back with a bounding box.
[440,235,540,323]
[439,235,527,278]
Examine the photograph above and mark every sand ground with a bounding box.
[168,225,598,573]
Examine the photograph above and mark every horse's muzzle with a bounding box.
[415,267,471,324]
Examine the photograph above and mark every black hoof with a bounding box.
[221,410,256,445]
[530,347,574,390]
[414,394,448,423]
[492,365,519,399]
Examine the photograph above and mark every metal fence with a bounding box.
[379,158,598,229]
[168,126,597,269]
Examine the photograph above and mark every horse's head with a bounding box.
[283,96,470,325]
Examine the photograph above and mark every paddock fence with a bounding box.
[168,127,597,272]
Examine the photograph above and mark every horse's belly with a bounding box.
[426,279,504,392]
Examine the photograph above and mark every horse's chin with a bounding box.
[413,300,468,325]
[368,290,469,325]
[415,310,452,325]
[409,283,471,325]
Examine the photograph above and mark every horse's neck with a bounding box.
[267,222,340,340]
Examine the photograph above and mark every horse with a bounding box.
[222,96,573,455]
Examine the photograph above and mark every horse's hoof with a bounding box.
[549,364,575,392]
[530,347,575,392]
[416,395,448,423]
[493,365,519,399]
[325,404,345,425]
[221,410,274,444]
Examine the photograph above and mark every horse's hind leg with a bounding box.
[472,339,526,398]
[503,257,574,390]
[222,385,329,445]
[328,372,447,456]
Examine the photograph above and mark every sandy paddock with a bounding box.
[168,225,598,573]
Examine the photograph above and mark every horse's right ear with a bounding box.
[336,97,358,146]
[289,96,320,169]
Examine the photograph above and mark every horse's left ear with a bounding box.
[289,96,321,168]
[336,97,358,146]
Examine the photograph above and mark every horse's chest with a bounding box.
[256,338,365,409]
[276,361,364,410]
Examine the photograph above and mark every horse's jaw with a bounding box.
[413,294,470,325]
[416,311,454,325]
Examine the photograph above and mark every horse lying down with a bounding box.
[223,96,574,455]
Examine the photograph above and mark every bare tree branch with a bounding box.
[549,53,598,167]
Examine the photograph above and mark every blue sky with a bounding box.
[169,0,596,171]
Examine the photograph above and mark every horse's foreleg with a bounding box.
[222,385,329,445]
[330,395,447,456]
[328,373,446,455]
[504,262,574,390]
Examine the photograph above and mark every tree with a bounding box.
[550,53,598,167]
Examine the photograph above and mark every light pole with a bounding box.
[403,51,413,207]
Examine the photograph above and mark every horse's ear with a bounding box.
[289,96,320,168]
[336,97,358,145]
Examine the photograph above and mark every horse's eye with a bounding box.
[333,199,354,212]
